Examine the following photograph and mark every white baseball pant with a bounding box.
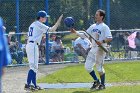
[26,43,39,73]
[85,46,106,73]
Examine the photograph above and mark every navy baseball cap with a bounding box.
[37,11,49,18]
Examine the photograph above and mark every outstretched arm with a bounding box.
[49,14,63,32]
[70,28,88,38]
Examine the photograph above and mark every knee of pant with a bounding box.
[84,64,93,73]
[30,68,37,73]
[96,66,105,73]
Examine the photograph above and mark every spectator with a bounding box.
[49,34,57,62]
[9,41,24,64]
[39,36,46,63]
[51,36,64,62]
[111,32,125,51]
[0,21,11,92]
[135,32,140,50]
[74,37,92,59]
[50,34,56,42]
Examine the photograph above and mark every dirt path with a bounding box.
[2,63,78,93]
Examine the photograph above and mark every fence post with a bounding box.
[106,0,110,27]
[16,0,20,43]
[45,0,49,65]
[45,33,49,65]
[98,0,103,9]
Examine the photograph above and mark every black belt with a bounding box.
[29,41,39,45]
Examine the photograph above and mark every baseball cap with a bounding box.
[37,10,50,18]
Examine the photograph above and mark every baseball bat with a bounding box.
[83,30,108,53]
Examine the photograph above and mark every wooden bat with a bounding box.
[84,30,108,53]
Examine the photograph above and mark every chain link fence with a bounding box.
[0,0,140,32]
[5,30,140,65]
[0,0,140,65]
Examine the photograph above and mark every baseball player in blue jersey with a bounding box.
[0,18,11,93]
[24,11,63,90]
[70,9,112,90]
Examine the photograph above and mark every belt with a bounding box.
[29,41,39,45]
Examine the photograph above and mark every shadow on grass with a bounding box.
[72,90,97,93]
[73,89,104,93]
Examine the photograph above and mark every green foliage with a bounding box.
[62,33,78,48]
[0,0,140,33]
[21,35,26,44]
[11,59,17,64]
[63,33,78,40]
[23,57,28,63]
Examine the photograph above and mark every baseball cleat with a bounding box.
[24,84,35,91]
[90,80,100,90]
[34,85,42,90]
[97,84,106,90]
[24,84,30,90]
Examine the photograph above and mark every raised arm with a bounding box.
[49,14,63,32]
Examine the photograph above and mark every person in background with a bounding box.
[135,32,140,50]
[9,40,24,64]
[39,35,46,63]
[135,32,140,57]
[0,18,11,93]
[51,36,64,62]
[74,37,92,60]
[50,34,56,42]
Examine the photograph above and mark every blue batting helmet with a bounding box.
[37,11,49,18]
[64,17,75,28]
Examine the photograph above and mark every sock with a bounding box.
[100,73,105,85]
[90,70,98,81]
[27,69,34,86]
[32,71,37,87]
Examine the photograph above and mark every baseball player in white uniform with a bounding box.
[24,10,63,90]
[70,9,112,90]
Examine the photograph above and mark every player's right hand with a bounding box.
[56,14,63,26]
[70,28,76,33]
[96,40,102,46]
[58,14,63,22]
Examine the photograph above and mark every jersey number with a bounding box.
[29,27,33,36]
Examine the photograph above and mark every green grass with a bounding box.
[105,61,140,82]
[34,85,140,93]
[36,61,140,93]
[37,61,140,83]
[38,64,91,83]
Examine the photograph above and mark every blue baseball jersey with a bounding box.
[0,18,11,77]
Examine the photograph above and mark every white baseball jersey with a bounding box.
[77,23,112,47]
[74,37,91,50]
[86,23,112,46]
[27,21,50,45]
[26,20,50,72]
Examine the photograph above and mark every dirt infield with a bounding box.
[2,63,78,93]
